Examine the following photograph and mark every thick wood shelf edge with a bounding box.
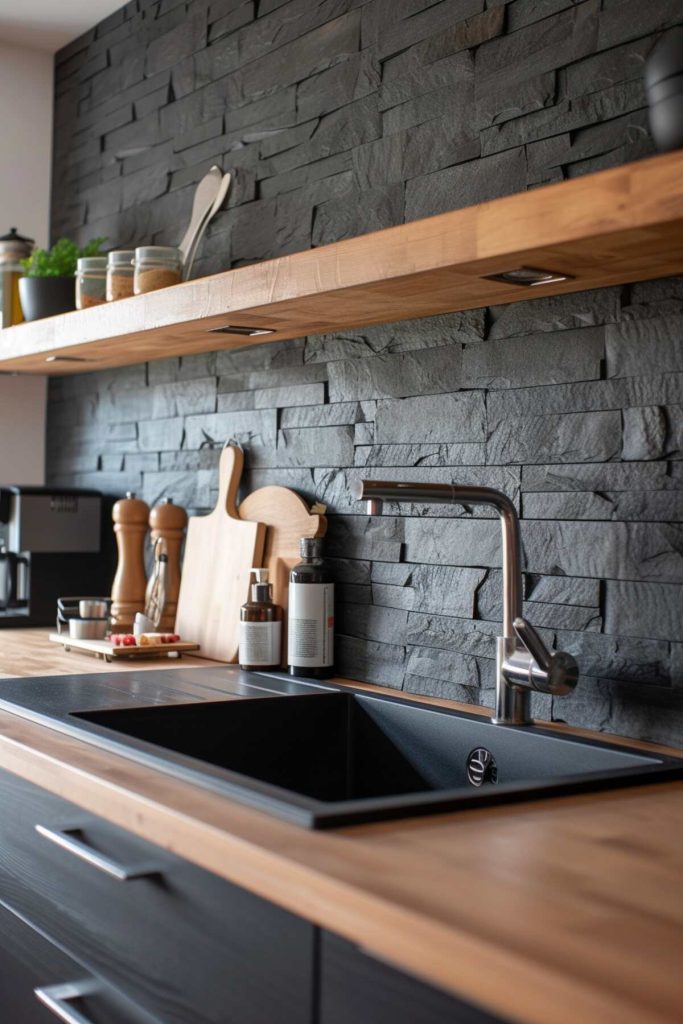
[2,151,682,375]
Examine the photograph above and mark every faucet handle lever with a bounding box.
[512,616,552,672]
[512,616,579,696]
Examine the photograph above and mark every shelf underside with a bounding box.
[2,151,682,375]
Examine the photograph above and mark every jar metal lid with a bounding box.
[134,245,183,263]
[107,249,135,267]
[77,256,108,271]
[0,226,34,261]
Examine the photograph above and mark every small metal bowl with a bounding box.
[68,617,109,641]
[78,599,109,618]
[57,596,112,642]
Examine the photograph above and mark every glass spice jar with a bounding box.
[76,256,107,309]
[0,227,33,327]
[133,246,183,295]
[106,250,135,301]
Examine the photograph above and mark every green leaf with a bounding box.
[20,236,108,278]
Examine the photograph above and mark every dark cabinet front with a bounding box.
[0,900,156,1024]
[0,766,314,1024]
[0,765,508,1024]
[319,932,507,1024]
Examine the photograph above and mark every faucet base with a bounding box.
[493,636,533,726]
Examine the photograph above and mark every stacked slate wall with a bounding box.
[49,0,683,743]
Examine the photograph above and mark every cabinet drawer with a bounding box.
[320,932,507,1024]
[0,900,157,1024]
[0,766,314,1024]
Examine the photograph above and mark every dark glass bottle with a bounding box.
[239,569,283,671]
[287,537,334,679]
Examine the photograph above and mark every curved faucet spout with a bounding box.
[351,478,578,726]
[351,479,522,637]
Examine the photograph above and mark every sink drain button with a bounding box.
[466,748,498,787]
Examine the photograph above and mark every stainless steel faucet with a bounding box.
[351,480,578,726]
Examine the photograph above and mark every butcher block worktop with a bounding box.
[0,629,681,1024]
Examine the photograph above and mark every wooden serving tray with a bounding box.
[49,633,200,663]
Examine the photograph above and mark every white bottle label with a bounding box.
[239,621,282,667]
[288,583,334,668]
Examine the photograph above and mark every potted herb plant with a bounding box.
[19,236,106,321]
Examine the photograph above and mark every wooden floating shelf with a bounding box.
[2,151,683,375]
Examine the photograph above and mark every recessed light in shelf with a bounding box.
[45,356,90,363]
[484,267,574,287]
[209,325,275,336]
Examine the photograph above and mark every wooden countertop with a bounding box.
[0,628,681,1024]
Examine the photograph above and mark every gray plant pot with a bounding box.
[18,276,75,321]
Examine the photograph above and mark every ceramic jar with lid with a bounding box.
[133,246,183,295]
[106,250,135,301]
[76,256,107,309]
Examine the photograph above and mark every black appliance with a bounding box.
[0,486,114,627]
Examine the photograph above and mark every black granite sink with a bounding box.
[70,684,683,828]
[0,666,679,828]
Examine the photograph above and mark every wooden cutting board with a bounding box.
[175,445,265,662]
[238,486,326,665]
[49,633,200,662]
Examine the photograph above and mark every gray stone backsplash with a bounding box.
[48,0,683,745]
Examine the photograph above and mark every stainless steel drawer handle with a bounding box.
[35,979,100,1024]
[35,824,160,881]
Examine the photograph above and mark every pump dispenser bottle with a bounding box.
[239,568,283,670]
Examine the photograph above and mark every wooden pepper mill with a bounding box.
[111,492,149,631]
[145,497,187,631]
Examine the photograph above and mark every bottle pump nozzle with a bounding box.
[250,568,272,602]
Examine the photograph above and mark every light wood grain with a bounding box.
[238,486,326,665]
[111,494,149,630]
[48,633,200,660]
[175,446,265,662]
[0,628,216,677]
[2,152,683,375]
[0,631,681,1024]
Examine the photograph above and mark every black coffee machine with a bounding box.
[0,486,115,627]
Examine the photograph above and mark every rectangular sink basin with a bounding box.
[72,689,683,828]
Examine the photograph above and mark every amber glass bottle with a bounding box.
[239,569,283,670]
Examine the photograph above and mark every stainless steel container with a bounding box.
[57,596,112,642]
[78,599,108,618]
[68,617,109,640]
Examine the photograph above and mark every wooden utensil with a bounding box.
[238,486,326,666]
[175,445,265,662]
[177,166,223,265]
[183,172,231,281]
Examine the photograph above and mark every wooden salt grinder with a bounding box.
[146,497,187,631]
[111,492,149,631]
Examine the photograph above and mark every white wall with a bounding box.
[0,42,53,247]
[0,42,52,484]
[0,375,47,484]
